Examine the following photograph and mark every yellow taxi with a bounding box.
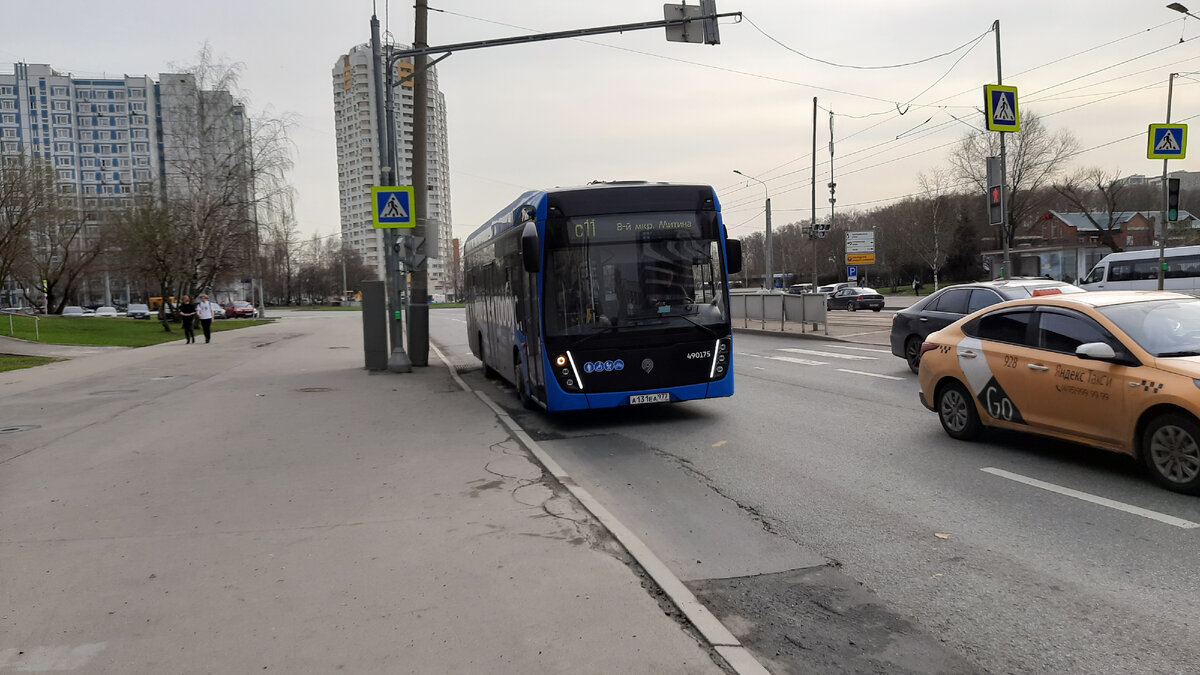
[918,290,1200,494]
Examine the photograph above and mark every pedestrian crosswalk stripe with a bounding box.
[768,355,828,366]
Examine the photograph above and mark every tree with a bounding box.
[950,110,1079,250]
[110,197,186,321]
[899,169,955,291]
[159,45,294,301]
[0,156,55,305]
[1052,167,1131,253]
[20,200,107,313]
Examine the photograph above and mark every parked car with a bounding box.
[826,287,885,312]
[126,303,152,319]
[61,306,85,317]
[227,300,258,318]
[93,306,119,318]
[891,279,1085,373]
[817,282,856,295]
[785,283,814,295]
[211,304,226,319]
[918,290,1200,494]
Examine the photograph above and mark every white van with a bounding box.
[1079,246,1200,295]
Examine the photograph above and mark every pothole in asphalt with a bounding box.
[0,425,40,434]
[296,387,334,393]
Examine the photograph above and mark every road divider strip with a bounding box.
[981,467,1200,529]
[429,342,770,675]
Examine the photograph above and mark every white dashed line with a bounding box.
[982,468,1200,529]
[779,347,876,360]
[836,368,903,380]
[832,345,892,354]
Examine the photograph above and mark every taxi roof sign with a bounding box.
[1148,124,1188,160]
[372,186,415,228]
[984,85,1020,132]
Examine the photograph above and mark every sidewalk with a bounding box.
[0,313,738,673]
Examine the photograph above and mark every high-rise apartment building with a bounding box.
[332,43,454,300]
[0,63,252,307]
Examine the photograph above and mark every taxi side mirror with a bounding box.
[1075,342,1116,361]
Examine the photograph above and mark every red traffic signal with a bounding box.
[989,186,1001,206]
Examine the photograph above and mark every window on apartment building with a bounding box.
[51,86,67,96]
[131,102,145,112]
[0,86,12,95]
[83,185,96,194]
[1,114,13,123]
[0,100,14,110]
[55,156,73,166]
[53,114,69,124]
[113,91,125,99]
[132,115,146,125]
[58,184,75,194]
[57,169,74,180]
[134,156,148,166]
[55,142,71,152]
[1,129,14,138]
[53,128,71,138]
[53,101,68,111]
[82,158,95,167]
[129,88,144,98]
[131,128,147,138]
[134,169,149,179]
[80,144,93,153]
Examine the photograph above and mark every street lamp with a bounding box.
[1168,3,1198,17]
[733,169,772,291]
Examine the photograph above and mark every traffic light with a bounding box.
[1168,177,1180,222]
[986,156,1003,226]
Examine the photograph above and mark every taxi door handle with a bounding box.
[957,349,977,359]
[1028,363,1049,371]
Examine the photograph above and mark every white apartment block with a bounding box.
[332,43,454,301]
[0,63,251,307]
[0,63,160,209]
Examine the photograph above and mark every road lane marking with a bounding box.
[981,468,1200,529]
[833,345,891,354]
[838,330,891,338]
[836,368,903,381]
[780,347,875,360]
[740,352,828,366]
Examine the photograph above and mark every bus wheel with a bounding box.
[479,333,498,379]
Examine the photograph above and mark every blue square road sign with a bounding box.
[372,186,416,228]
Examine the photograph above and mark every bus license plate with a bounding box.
[629,393,670,405]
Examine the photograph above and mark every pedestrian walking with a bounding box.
[912,278,921,296]
[179,295,197,344]
[196,293,217,344]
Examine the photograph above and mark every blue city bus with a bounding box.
[463,181,743,411]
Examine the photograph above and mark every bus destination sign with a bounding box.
[567,213,702,244]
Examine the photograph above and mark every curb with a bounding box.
[430,342,770,675]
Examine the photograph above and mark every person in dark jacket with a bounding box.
[178,295,197,344]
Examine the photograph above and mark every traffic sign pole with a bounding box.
[994,20,1011,280]
[1159,73,1177,291]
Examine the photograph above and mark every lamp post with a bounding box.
[733,169,772,291]
[1165,4,1197,289]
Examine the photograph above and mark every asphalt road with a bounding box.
[431,307,1200,675]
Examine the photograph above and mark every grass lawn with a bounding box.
[273,305,362,311]
[0,354,60,372]
[1,315,271,347]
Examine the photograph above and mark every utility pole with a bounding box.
[408,0,430,367]
[1158,72,1177,291]
[733,169,770,290]
[828,109,837,278]
[811,96,818,291]
[994,20,1011,280]
[372,13,411,372]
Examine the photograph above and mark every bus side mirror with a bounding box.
[726,238,743,275]
[521,222,540,273]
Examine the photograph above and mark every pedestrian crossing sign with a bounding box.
[372,186,415,228]
[1147,124,1188,159]
[984,85,1020,132]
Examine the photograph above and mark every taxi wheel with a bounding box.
[905,337,923,374]
[937,380,982,440]
[1142,413,1200,495]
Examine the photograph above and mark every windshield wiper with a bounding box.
[661,311,720,338]
[1156,350,1200,357]
[567,324,620,350]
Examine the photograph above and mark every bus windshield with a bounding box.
[543,211,729,336]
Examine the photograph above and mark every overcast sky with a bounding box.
[4,1,1199,244]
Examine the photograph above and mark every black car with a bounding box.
[889,278,1085,373]
[826,287,885,312]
